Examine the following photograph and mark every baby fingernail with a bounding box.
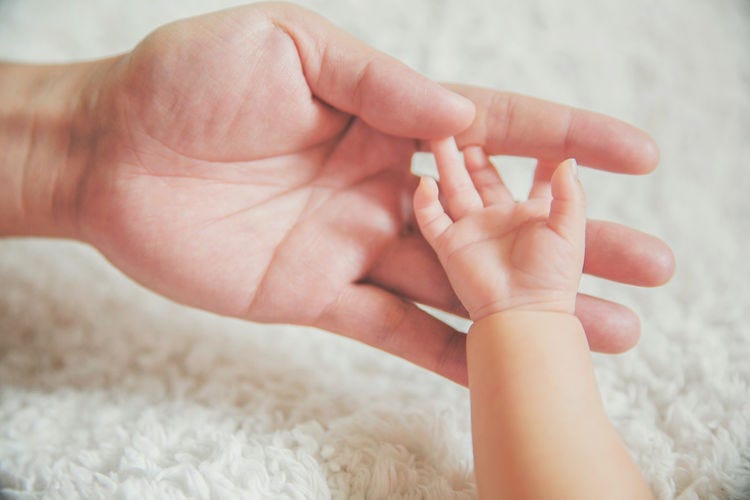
[568,158,578,179]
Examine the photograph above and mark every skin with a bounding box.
[413,141,585,320]
[0,2,674,385]
[414,139,652,498]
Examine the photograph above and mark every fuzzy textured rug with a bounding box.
[1,0,749,498]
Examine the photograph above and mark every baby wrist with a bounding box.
[469,310,584,340]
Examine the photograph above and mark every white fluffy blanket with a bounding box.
[1,1,748,498]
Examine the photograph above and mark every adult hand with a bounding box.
[51,3,671,384]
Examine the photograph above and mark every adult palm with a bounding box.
[76,3,673,385]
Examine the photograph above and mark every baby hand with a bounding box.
[413,138,585,321]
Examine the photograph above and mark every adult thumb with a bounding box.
[269,3,476,139]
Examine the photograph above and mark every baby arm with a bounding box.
[413,138,652,499]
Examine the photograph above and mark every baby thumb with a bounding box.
[547,159,586,244]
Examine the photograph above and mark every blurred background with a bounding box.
[1,1,748,498]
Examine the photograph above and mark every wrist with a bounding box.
[469,294,577,323]
[0,60,112,238]
[470,309,583,333]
